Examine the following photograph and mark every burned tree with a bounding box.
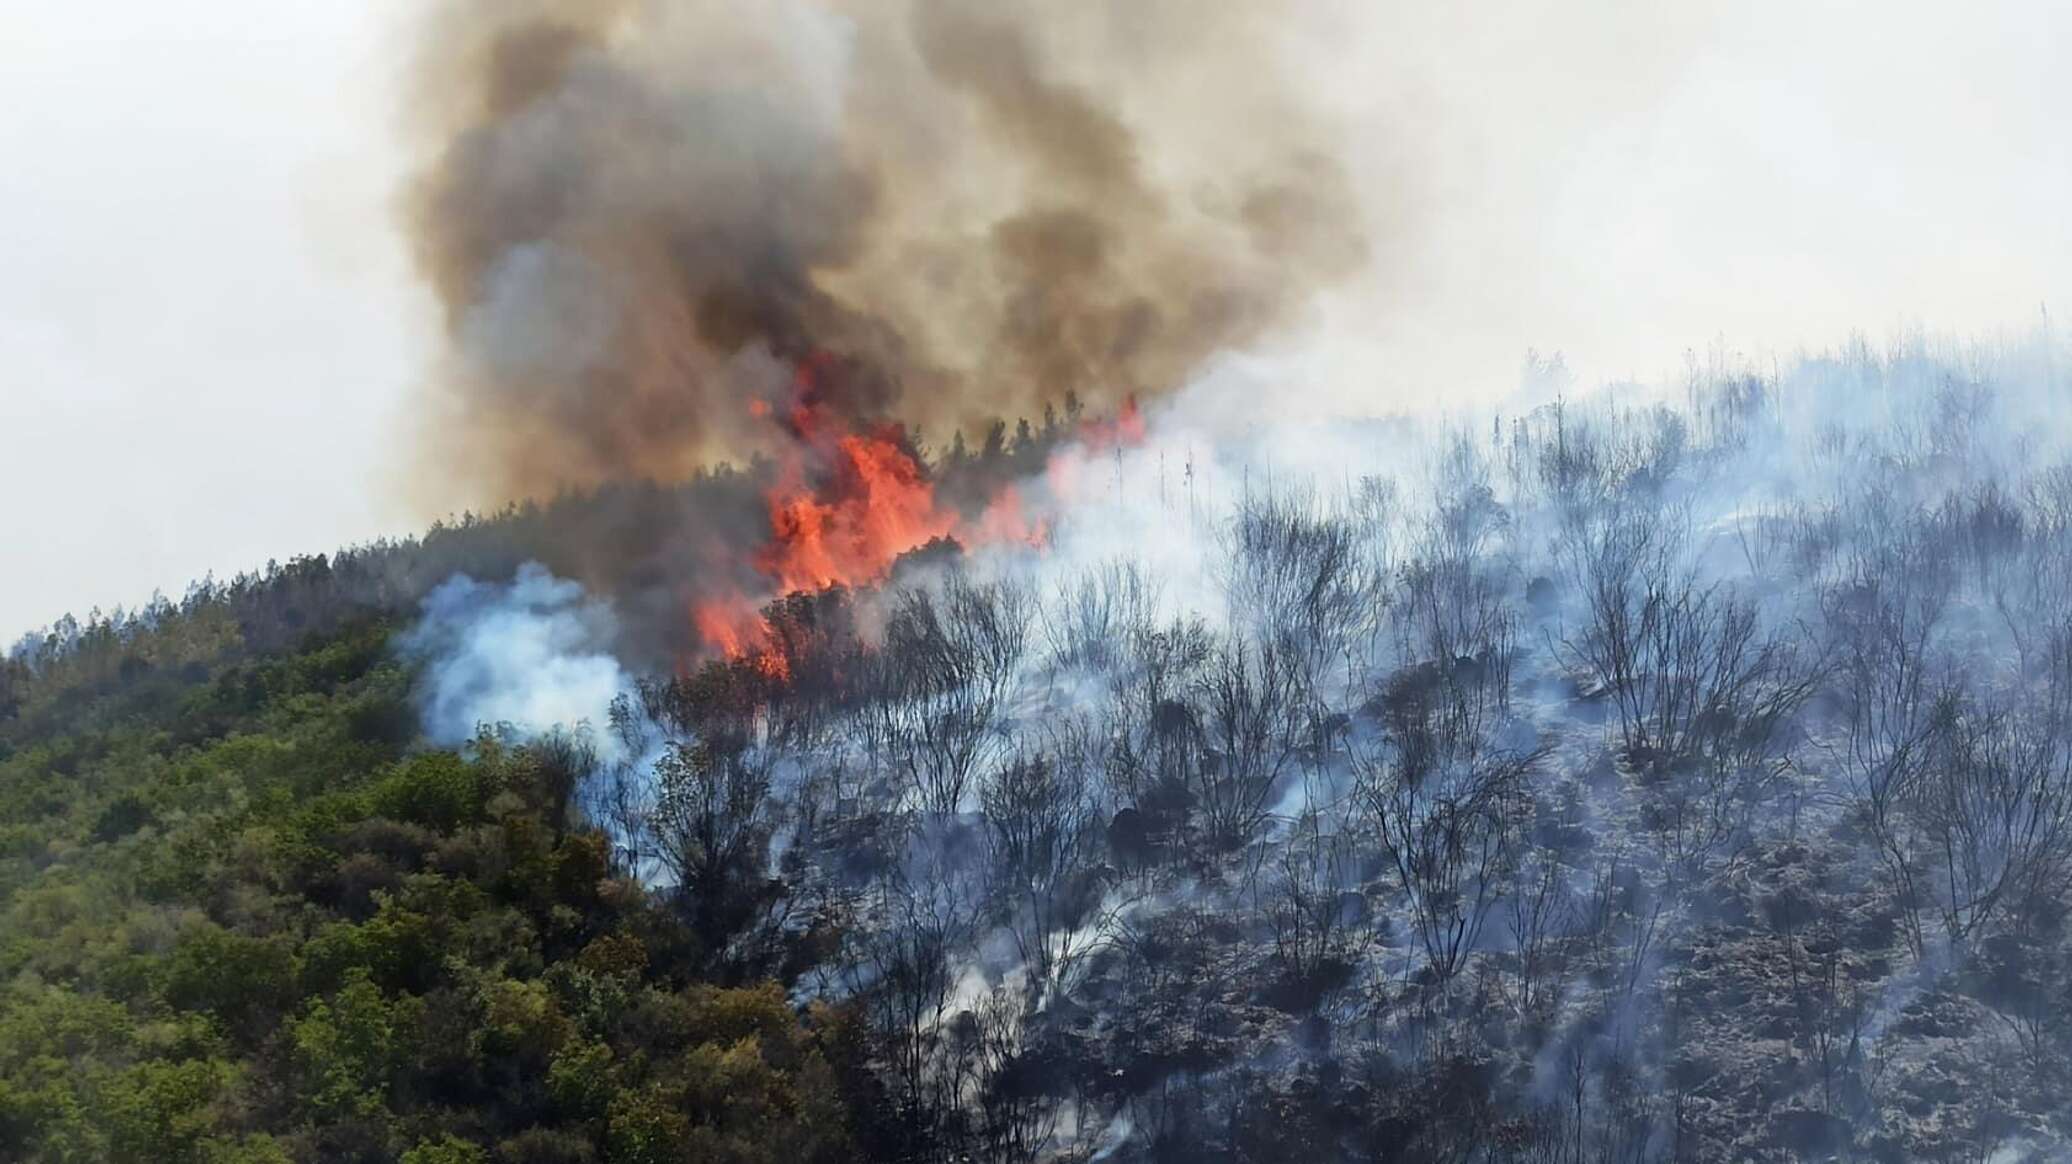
[1041,560,1161,677]
[601,676,786,964]
[1506,847,1578,1021]
[1559,500,1821,874]
[946,985,1065,1164]
[1103,614,1217,859]
[1356,649,1543,990]
[979,743,1114,1003]
[1193,635,1309,851]
[1362,744,1538,990]
[1907,686,2072,949]
[1258,802,1369,1010]
[851,826,989,1160]
[1823,522,1959,956]
[1218,490,1381,696]
[872,573,1031,816]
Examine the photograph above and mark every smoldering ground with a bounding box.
[397,324,2072,1159]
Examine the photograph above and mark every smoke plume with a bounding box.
[403,0,1368,504]
[401,561,630,746]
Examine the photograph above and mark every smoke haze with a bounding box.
[397,0,2072,511]
[4,0,2067,643]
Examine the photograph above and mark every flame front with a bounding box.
[689,360,1136,676]
[760,428,958,594]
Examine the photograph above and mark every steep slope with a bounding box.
[8,336,2072,1163]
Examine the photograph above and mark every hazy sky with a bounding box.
[1,2,431,640]
[2,0,2066,639]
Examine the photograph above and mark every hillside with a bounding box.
[0,549,871,1163]
[6,337,2072,1162]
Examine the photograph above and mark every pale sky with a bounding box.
[1,2,431,640]
[2,0,2067,640]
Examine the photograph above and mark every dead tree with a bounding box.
[1558,501,1797,771]
[1218,489,1379,697]
[1259,802,1369,1009]
[1194,634,1308,850]
[874,574,1031,816]
[526,725,598,843]
[979,745,1112,1003]
[1039,560,1160,677]
[1506,847,1577,1021]
[1559,498,1820,874]
[1907,687,2072,948]
[1103,614,1215,817]
[594,692,668,879]
[1399,435,1517,724]
[1355,674,1543,990]
[1823,526,1958,956]
[854,827,987,1158]
[945,985,1063,1164]
[647,734,778,958]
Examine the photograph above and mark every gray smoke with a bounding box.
[401,0,1368,506]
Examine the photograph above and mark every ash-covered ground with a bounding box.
[408,330,2072,1162]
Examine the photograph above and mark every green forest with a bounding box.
[0,619,874,1164]
[0,522,882,1164]
[0,422,1071,1164]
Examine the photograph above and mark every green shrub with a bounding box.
[371,753,484,834]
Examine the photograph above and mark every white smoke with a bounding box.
[399,560,631,748]
[390,317,2072,1157]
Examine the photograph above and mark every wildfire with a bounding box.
[1042,394,1149,506]
[692,593,766,659]
[688,357,1137,675]
[1081,395,1146,449]
[968,485,1050,549]
[760,427,958,593]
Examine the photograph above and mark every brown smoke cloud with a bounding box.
[400,0,1371,505]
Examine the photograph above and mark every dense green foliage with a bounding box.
[0,409,1094,1164]
[0,615,862,1164]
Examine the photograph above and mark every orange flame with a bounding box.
[969,484,1050,548]
[691,592,790,680]
[1043,394,1148,505]
[760,427,958,593]
[1076,394,1145,450]
[688,359,1130,674]
[692,593,766,658]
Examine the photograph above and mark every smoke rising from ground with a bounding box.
[403,0,1368,504]
[401,561,630,746]
[398,322,2072,1158]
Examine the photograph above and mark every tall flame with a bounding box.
[688,360,1134,676]
[760,428,958,594]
